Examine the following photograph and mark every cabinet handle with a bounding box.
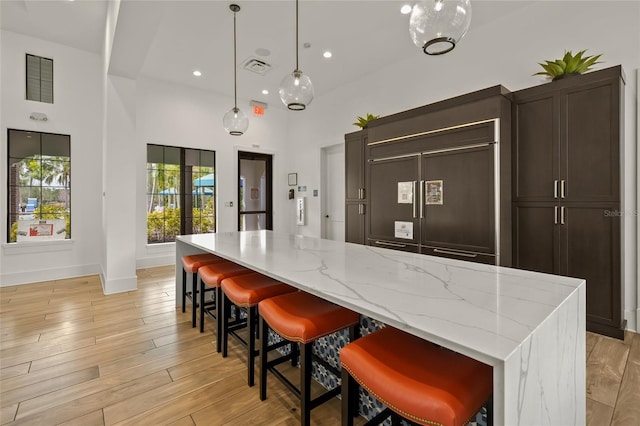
[554,206,558,225]
[561,206,566,225]
[433,248,477,258]
[374,240,406,248]
[560,180,566,199]
[359,204,365,215]
[419,181,425,219]
[554,180,559,199]
[412,181,417,219]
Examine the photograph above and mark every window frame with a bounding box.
[146,144,216,244]
[7,128,71,243]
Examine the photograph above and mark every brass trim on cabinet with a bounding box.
[367,118,497,146]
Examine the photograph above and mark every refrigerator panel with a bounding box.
[421,145,496,254]
[367,156,420,244]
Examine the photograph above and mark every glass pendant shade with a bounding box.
[279,69,314,111]
[224,4,248,136]
[223,107,248,136]
[409,0,472,55]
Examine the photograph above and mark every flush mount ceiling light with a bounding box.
[193,70,202,77]
[278,0,314,111]
[223,4,249,136]
[409,0,472,55]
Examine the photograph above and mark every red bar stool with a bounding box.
[258,291,360,426]
[198,262,252,351]
[340,326,493,426]
[220,272,297,386]
[181,253,224,326]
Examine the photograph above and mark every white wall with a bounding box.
[134,78,290,268]
[0,30,103,285]
[286,1,640,330]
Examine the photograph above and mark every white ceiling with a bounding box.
[1,1,536,107]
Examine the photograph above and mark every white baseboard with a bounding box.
[102,275,138,294]
[628,308,640,333]
[136,255,174,270]
[0,263,102,287]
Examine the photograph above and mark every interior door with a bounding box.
[367,155,420,245]
[323,144,345,241]
[421,145,495,255]
[238,152,272,231]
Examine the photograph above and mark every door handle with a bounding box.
[419,181,424,219]
[375,240,406,248]
[554,206,558,225]
[561,206,566,225]
[554,180,559,199]
[560,180,566,199]
[412,181,417,219]
[433,248,477,258]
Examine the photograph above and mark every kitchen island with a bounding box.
[176,231,585,425]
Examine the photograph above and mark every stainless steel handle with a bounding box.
[561,206,566,225]
[554,206,559,225]
[361,188,365,199]
[419,180,425,219]
[412,181,417,219]
[358,204,365,215]
[375,240,406,248]
[560,180,566,199]
[433,248,477,258]
[554,180,559,199]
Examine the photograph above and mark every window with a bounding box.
[146,145,216,244]
[7,129,71,242]
[26,54,54,103]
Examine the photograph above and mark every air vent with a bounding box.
[242,57,271,76]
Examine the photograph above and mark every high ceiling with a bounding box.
[1,1,536,107]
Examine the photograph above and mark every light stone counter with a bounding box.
[176,231,585,425]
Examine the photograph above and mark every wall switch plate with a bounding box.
[224,201,234,207]
[313,189,318,197]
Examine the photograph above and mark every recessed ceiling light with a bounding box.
[323,51,332,59]
[400,4,412,14]
[193,70,202,77]
[262,89,269,95]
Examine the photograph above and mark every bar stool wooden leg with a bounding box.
[181,268,187,313]
[259,315,269,401]
[247,305,258,386]
[300,341,313,426]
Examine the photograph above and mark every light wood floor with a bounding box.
[0,266,638,425]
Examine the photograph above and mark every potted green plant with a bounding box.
[353,113,380,129]
[534,50,602,81]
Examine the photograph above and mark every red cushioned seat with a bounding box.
[258,291,360,426]
[340,326,493,426]
[181,254,225,327]
[220,272,297,387]
[222,272,296,307]
[182,253,223,273]
[197,261,252,349]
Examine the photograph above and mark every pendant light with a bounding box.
[223,4,248,136]
[409,0,472,55]
[278,0,314,110]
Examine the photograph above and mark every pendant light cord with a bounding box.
[233,9,238,109]
[295,0,299,71]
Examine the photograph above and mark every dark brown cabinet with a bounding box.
[345,130,367,244]
[512,66,625,338]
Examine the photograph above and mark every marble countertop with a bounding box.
[177,231,585,366]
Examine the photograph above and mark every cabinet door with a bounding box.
[345,132,365,201]
[367,155,420,244]
[562,81,620,202]
[513,203,559,274]
[345,202,365,244]
[561,204,621,330]
[421,145,495,254]
[513,94,560,201]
